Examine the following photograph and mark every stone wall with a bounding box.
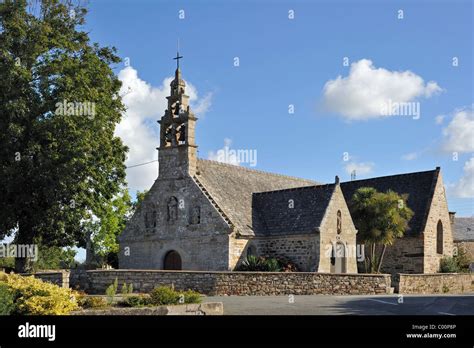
[118,175,231,270]
[372,237,425,276]
[83,270,392,295]
[396,273,474,294]
[422,172,454,273]
[26,270,70,288]
[318,184,358,273]
[255,235,319,272]
[28,269,89,290]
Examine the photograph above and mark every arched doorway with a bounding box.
[163,250,182,270]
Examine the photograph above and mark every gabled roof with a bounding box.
[195,159,318,236]
[252,184,336,236]
[340,169,440,236]
[453,217,474,241]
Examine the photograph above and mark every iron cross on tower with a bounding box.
[173,51,183,69]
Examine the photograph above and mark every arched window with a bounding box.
[437,220,443,254]
[163,250,182,270]
[337,210,342,234]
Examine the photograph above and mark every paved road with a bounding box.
[203,294,474,315]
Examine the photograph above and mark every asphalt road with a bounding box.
[203,294,474,315]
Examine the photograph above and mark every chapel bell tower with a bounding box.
[157,51,198,179]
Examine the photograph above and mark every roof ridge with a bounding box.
[341,168,438,184]
[253,183,335,195]
[197,158,318,183]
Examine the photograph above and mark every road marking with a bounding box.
[367,299,398,306]
[438,312,455,316]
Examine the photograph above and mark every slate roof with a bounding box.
[195,159,318,236]
[453,217,474,241]
[252,184,336,236]
[340,169,439,236]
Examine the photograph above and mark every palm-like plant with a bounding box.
[350,187,414,273]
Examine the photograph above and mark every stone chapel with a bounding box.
[118,60,454,275]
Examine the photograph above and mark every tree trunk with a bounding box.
[377,244,387,273]
[370,243,377,273]
[14,219,32,273]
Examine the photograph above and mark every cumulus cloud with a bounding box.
[322,59,442,120]
[452,157,474,198]
[116,66,212,191]
[344,161,374,177]
[441,106,474,153]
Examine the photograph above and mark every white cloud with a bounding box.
[116,66,212,191]
[401,152,418,161]
[435,114,445,125]
[344,161,374,176]
[208,138,240,166]
[452,157,474,198]
[322,59,442,120]
[192,92,213,115]
[442,106,474,153]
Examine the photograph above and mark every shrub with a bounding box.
[182,289,202,304]
[120,282,133,296]
[440,257,459,273]
[440,248,470,273]
[149,286,202,306]
[0,282,15,315]
[235,255,299,272]
[105,278,118,304]
[2,272,78,315]
[121,294,151,307]
[79,296,108,309]
[265,258,282,272]
[150,286,180,305]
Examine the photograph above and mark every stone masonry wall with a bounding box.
[119,175,231,270]
[423,172,454,273]
[396,273,474,294]
[318,184,358,273]
[373,237,425,276]
[83,270,391,295]
[255,235,319,272]
[26,271,69,288]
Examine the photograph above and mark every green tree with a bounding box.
[81,188,132,267]
[31,244,77,271]
[0,0,127,272]
[81,189,147,268]
[349,187,414,273]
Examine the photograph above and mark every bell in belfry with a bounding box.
[178,124,186,143]
[174,102,180,116]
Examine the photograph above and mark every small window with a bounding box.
[337,210,342,234]
[436,220,443,254]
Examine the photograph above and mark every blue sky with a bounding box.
[84,0,473,217]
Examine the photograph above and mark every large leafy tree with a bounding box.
[349,187,414,273]
[0,0,128,271]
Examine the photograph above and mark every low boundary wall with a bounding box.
[30,269,392,295]
[396,273,474,294]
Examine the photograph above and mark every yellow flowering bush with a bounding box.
[0,272,79,315]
